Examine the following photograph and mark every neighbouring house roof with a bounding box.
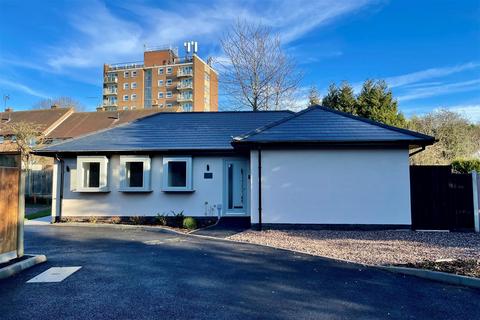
[46,109,162,140]
[0,108,74,136]
[233,105,435,147]
[36,111,294,154]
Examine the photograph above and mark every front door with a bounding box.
[224,160,249,215]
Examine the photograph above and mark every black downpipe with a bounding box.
[55,155,64,222]
[258,148,262,231]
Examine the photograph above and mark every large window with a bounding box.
[76,156,109,192]
[162,157,192,192]
[120,156,151,192]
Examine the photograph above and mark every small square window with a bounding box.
[120,156,151,192]
[166,79,173,86]
[166,67,172,74]
[158,68,164,75]
[0,136,4,144]
[76,156,109,192]
[166,103,172,108]
[162,157,192,191]
[158,80,164,87]
[131,94,137,101]
[159,104,164,108]
[124,83,129,90]
[123,106,129,110]
[131,82,137,89]
[123,95,129,101]
[166,91,172,98]
[124,71,129,78]
[158,92,164,99]
[132,106,137,110]
[132,71,137,77]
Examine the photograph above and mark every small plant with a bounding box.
[183,217,197,230]
[156,213,168,226]
[171,210,184,227]
[110,216,121,224]
[452,159,480,173]
[129,215,145,225]
[88,216,98,224]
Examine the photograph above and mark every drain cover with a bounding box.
[27,267,82,283]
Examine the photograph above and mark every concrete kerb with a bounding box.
[0,255,47,280]
[46,222,480,290]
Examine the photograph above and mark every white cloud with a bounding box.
[385,62,480,88]
[442,104,480,123]
[0,78,49,99]
[44,0,376,71]
[397,79,480,102]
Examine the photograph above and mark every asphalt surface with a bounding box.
[1,225,479,320]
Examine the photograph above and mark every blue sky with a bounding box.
[1,0,479,121]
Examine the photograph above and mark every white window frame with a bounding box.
[131,94,137,101]
[158,80,164,87]
[158,67,164,75]
[131,82,137,89]
[124,71,129,78]
[123,95,129,101]
[166,79,173,86]
[131,71,137,77]
[119,155,151,192]
[166,67,172,74]
[123,106,129,110]
[162,157,193,192]
[158,92,164,99]
[124,83,129,90]
[166,91,172,98]
[166,103,172,108]
[76,156,109,192]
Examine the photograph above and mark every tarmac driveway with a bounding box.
[1,225,479,320]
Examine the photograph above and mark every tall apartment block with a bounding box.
[100,43,218,112]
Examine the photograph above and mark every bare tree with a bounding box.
[308,85,321,106]
[34,96,85,111]
[3,122,46,169]
[219,21,302,111]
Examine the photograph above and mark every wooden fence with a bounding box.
[25,168,53,200]
[0,166,20,263]
[410,165,475,231]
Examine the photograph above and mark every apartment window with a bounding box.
[162,157,192,192]
[119,156,151,192]
[131,94,137,101]
[0,136,4,144]
[123,95,129,101]
[132,106,137,110]
[205,73,210,81]
[131,82,137,89]
[158,67,164,75]
[124,83,129,90]
[159,104,164,108]
[166,79,173,86]
[166,67,172,74]
[123,106,129,110]
[132,71,137,77]
[182,103,193,112]
[124,71,129,78]
[166,103,173,108]
[158,80,164,87]
[166,91,172,98]
[158,92,164,98]
[76,156,109,192]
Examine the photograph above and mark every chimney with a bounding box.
[51,104,59,109]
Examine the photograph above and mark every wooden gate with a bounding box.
[0,166,20,263]
[410,165,475,231]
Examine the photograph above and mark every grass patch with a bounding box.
[25,209,51,220]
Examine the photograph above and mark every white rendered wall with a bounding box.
[250,149,412,225]
[60,155,241,217]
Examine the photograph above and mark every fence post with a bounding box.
[17,168,25,257]
[473,171,479,233]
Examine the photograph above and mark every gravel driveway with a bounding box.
[228,230,480,265]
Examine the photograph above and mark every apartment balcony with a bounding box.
[176,82,193,90]
[102,100,118,107]
[177,69,193,77]
[104,76,118,83]
[103,88,118,95]
[177,94,193,103]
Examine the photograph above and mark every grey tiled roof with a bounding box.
[234,106,434,145]
[37,111,293,153]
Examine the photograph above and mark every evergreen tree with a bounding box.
[322,82,356,114]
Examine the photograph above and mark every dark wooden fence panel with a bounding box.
[25,168,53,198]
[0,167,19,259]
[410,165,474,231]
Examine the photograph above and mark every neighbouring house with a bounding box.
[35,106,435,228]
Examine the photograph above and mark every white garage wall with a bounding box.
[60,155,234,217]
[250,149,411,225]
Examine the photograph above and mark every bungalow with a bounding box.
[36,105,435,228]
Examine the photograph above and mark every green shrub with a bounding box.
[183,217,197,230]
[451,159,480,173]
